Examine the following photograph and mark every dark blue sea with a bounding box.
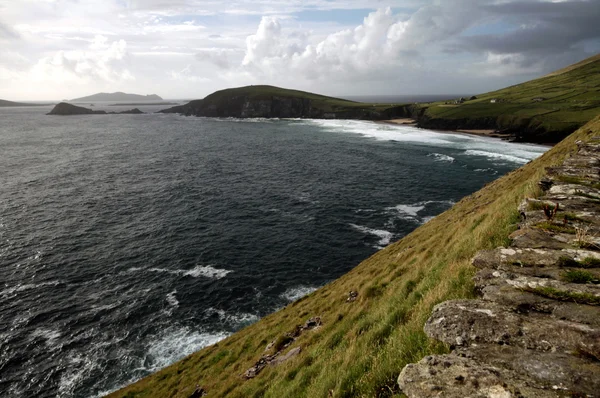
[0,104,547,397]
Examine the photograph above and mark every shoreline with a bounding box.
[376,118,511,140]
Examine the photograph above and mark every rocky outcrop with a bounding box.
[47,102,144,115]
[398,140,600,397]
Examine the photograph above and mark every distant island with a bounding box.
[0,99,48,107]
[108,102,179,106]
[47,102,144,115]
[71,92,163,102]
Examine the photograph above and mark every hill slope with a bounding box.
[159,85,406,120]
[0,99,46,107]
[412,53,600,143]
[110,115,600,396]
[71,92,162,102]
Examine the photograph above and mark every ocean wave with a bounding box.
[144,327,228,373]
[204,307,259,326]
[385,200,455,224]
[0,280,62,297]
[145,265,232,279]
[428,153,455,163]
[464,149,530,164]
[166,290,179,307]
[349,224,393,248]
[31,328,61,347]
[280,286,318,302]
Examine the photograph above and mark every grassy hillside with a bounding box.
[160,85,406,119]
[416,53,600,142]
[201,85,400,113]
[110,115,600,396]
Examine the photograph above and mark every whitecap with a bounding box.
[385,200,455,224]
[166,290,179,307]
[428,153,455,163]
[145,264,232,279]
[349,224,393,248]
[144,327,228,372]
[280,286,318,302]
[204,307,259,326]
[31,328,61,347]
[0,280,61,296]
[464,149,530,164]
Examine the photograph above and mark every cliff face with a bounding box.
[160,93,407,120]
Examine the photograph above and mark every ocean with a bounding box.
[0,104,547,397]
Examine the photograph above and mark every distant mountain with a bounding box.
[71,92,163,102]
[0,99,47,107]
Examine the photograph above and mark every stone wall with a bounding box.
[398,140,600,397]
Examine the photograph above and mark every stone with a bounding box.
[508,228,570,249]
[346,290,359,302]
[270,347,301,366]
[424,300,600,356]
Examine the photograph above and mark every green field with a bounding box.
[417,54,600,142]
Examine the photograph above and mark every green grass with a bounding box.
[108,118,600,398]
[190,85,404,115]
[416,54,600,142]
[559,256,600,269]
[528,286,600,305]
[562,269,599,284]
[534,221,576,234]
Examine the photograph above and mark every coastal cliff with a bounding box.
[159,85,406,120]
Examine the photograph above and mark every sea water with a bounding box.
[0,105,547,397]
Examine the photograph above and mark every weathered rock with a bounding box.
[400,142,600,397]
[399,354,553,398]
[346,290,359,302]
[424,300,600,356]
[548,183,600,199]
[475,281,600,326]
[509,228,570,249]
[472,247,600,270]
[270,347,301,366]
[188,386,207,398]
[399,345,600,398]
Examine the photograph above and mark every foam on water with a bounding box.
[464,149,531,164]
[428,153,455,163]
[280,286,318,302]
[385,200,455,224]
[166,290,179,307]
[31,328,61,347]
[349,224,394,248]
[204,307,259,326]
[146,265,232,279]
[144,327,228,372]
[0,280,62,297]
[302,119,547,164]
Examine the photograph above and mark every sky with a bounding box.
[0,0,599,100]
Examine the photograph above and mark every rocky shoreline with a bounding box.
[398,140,600,397]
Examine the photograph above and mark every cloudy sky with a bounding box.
[0,0,599,100]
